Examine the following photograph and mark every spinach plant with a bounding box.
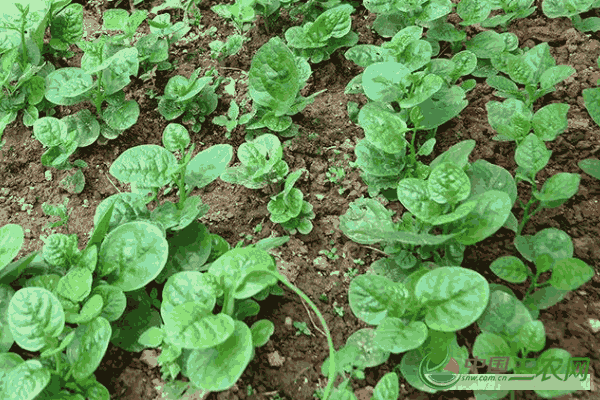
[136,245,338,398]
[157,67,219,133]
[344,26,472,196]
[211,0,259,34]
[542,0,600,32]
[107,123,233,232]
[362,0,454,38]
[209,34,249,62]
[486,98,570,145]
[284,4,359,64]
[457,0,536,30]
[139,13,192,75]
[212,98,253,138]
[267,169,315,234]
[330,264,489,394]
[341,140,517,272]
[0,0,83,140]
[472,285,586,399]
[491,227,594,317]
[245,36,325,136]
[32,113,97,192]
[220,133,289,189]
[485,42,575,109]
[512,133,581,235]
[44,46,141,142]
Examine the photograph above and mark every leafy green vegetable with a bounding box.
[458,0,536,29]
[485,42,575,109]
[491,227,594,312]
[267,169,315,234]
[220,133,288,189]
[157,67,219,132]
[284,4,358,63]
[245,37,325,135]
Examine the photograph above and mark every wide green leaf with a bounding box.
[185,144,233,190]
[110,144,179,188]
[248,37,299,116]
[451,191,511,245]
[164,302,234,349]
[98,221,169,291]
[0,359,50,400]
[186,320,254,391]
[0,224,23,270]
[66,316,111,381]
[416,267,489,332]
[8,287,65,351]
[359,102,409,154]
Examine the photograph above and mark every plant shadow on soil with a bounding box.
[2,0,600,399]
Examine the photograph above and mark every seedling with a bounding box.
[319,294,328,303]
[344,268,359,280]
[41,197,71,231]
[319,248,339,261]
[333,301,344,317]
[326,167,345,185]
[294,321,312,336]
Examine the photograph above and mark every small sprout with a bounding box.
[333,301,344,317]
[319,293,328,303]
[293,321,311,336]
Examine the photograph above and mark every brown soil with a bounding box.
[1,0,599,399]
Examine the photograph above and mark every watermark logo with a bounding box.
[419,353,591,391]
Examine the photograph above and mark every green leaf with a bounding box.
[103,99,140,130]
[33,117,73,148]
[450,191,511,245]
[56,266,93,303]
[345,328,390,368]
[102,48,139,93]
[457,0,492,25]
[486,99,532,142]
[8,287,65,351]
[516,320,545,352]
[248,37,299,116]
[162,123,189,152]
[0,360,50,400]
[358,102,409,154]
[164,302,234,349]
[0,284,15,352]
[52,4,83,46]
[374,318,428,353]
[339,197,396,245]
[549,258,594,290]
[489,256,529,283]
[186,320,254,391]
[66,317,111,381]
[161,271,219,319]
[110,144,179,188]
[397,178,443,221]
[185,144,233,190]
[476,290,518,335]
[473,332,515,370]
[582,86,600,127]
[533,348,576,398]
[427,162,471,205]
[348,274,407,325]
[98,221,169,291]
[362,62,411,103]
[250,319,275,347]
[0,224,23,270]
[208,247,277,298]
[534,173,580,204]
[62,109,100,147]
[514,133,551,176]
[578,158,600,180]
[416,267,490,331]
[372,372,399,400]
[45,68,93,105]
[532,103,569,141]
[139,326,164,347]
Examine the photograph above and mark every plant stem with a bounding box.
[516,199,543,236]
[275,274,336,400]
